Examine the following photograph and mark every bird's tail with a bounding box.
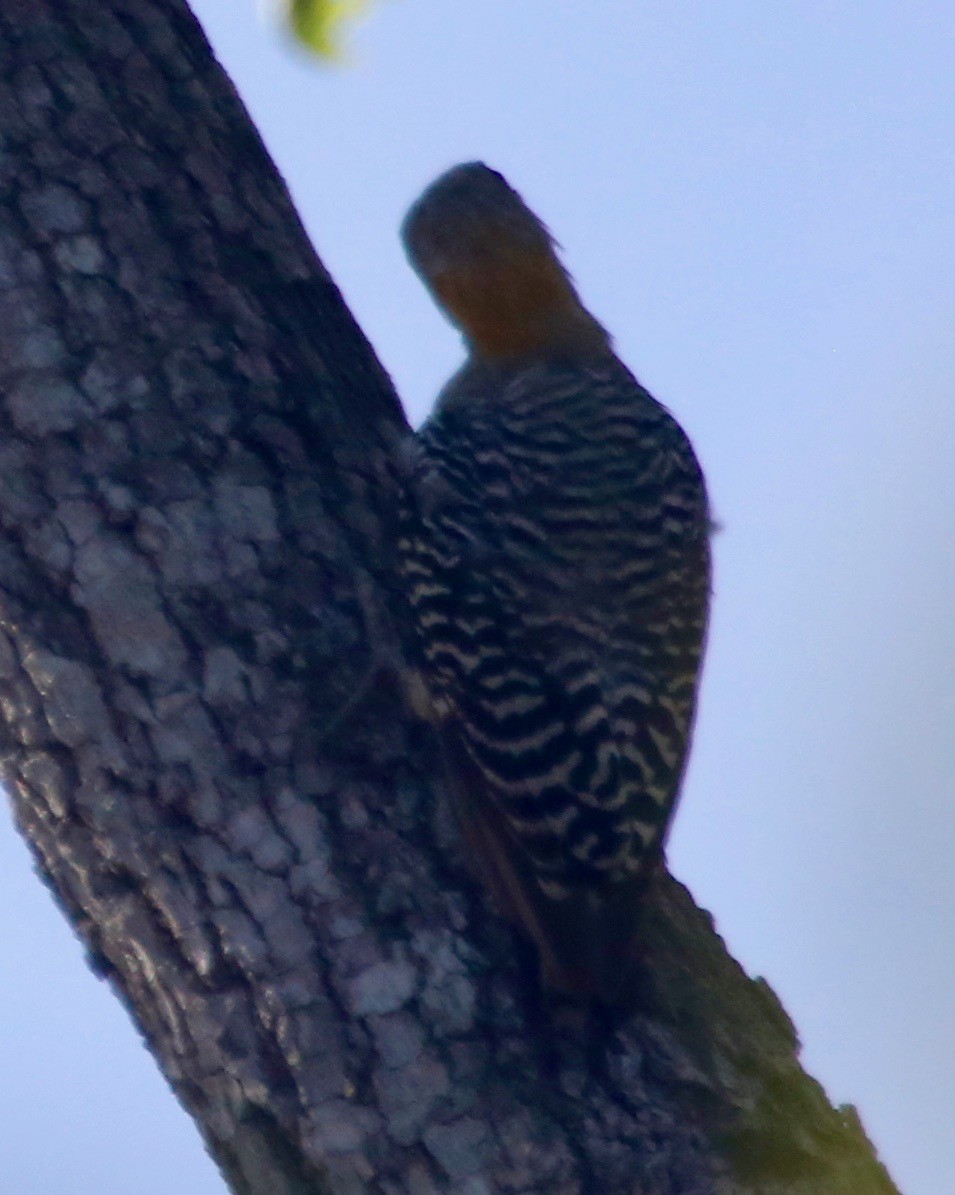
[438,723,653,1007]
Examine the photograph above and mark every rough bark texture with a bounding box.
[0,3,898,1193]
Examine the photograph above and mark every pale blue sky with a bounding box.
[2,3,953,1191]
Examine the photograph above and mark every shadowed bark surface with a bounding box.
[0,3,899,1193]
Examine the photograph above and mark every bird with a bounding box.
[397,162,711,1004]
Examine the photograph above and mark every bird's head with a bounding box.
[402,162,610,363]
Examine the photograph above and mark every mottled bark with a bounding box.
[0,2,897,1193]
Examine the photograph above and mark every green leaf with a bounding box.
[287,0,374,60]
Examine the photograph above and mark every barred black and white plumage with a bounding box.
[398,163,710,1002]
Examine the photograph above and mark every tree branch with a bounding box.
[0,2,897,1192]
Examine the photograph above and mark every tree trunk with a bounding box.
[0,2,898,1192]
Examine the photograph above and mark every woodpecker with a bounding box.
[398,163,710,1003]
